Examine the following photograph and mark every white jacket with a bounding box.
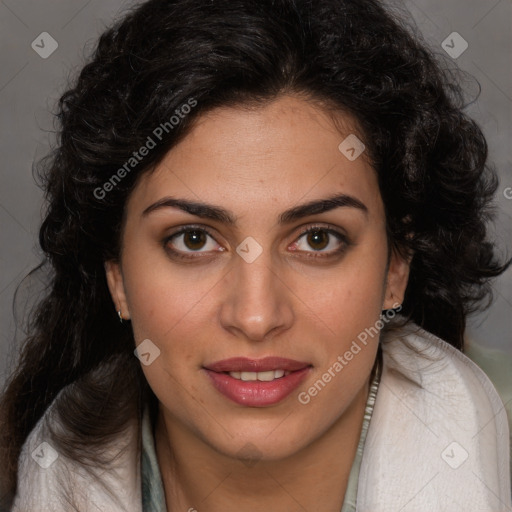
[11,323,512,511]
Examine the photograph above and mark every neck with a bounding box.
[155,379,370,512]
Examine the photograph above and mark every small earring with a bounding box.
[118,310,123,323]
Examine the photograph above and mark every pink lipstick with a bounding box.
[203,357,312,407]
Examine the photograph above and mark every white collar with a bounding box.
[357,322,511,511]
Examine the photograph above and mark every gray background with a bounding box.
[1,0,511,388]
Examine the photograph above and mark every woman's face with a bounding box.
[106,94,409,461]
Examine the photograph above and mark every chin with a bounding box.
[203,420,313,463]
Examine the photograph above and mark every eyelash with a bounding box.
[163,224,350,261]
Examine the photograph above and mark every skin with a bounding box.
[106,94,410,512]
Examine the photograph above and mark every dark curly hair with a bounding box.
[0,0,509,507]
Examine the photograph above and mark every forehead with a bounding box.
[126,95,384,223]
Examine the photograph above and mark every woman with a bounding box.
[1,0,510,510]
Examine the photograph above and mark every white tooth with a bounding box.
[257,371,276,381]
[240,371,257,381]
[231,370,288,381]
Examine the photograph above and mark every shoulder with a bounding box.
[357,322,511,511]
[381,322,509,414]
[379,322,510,449]
[11,384,142,512]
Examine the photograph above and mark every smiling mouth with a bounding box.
[203,357,312,407]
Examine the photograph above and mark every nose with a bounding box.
[219,247,294,342]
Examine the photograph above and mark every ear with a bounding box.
[383,247,411,310]
[105,260,131,320]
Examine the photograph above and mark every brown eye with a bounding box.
[163,225,223,260]
[182,230,208,251]
[292,225,349,258]
[306,229,330,251]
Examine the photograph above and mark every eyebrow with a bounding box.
[141,193,368,225]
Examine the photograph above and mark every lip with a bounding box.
[203,357,312,407]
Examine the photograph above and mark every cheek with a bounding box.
[122,256,213,410]
[295,255,384,423]
[121,241,220,342]
[301,242,388,346]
